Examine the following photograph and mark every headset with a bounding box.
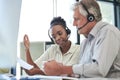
[48,26,71,43]
[48,16,71,43]
[77,1,95,30]
[81,1,95,22]
[64,26,71,35]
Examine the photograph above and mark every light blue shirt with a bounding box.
[73,21,120,78]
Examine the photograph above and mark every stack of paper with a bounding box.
[17,58,33,70]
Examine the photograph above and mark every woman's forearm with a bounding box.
[25,49,36,67]
[24,68,45,75]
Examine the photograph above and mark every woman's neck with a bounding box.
[60,40,71,54]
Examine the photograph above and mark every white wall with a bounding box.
[0,0,22,68]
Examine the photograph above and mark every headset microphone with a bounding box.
[78,1,95,30]
[78,21,89,30]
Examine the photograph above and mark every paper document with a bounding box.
[17,58,33,70]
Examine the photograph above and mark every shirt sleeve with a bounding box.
[92,30,120,77]
[73,29,120,77]
[34,46,53,69]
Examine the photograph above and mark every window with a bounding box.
[18,0,77,43]
[56,0,77,43]
[117,0,120,3]
[116,3,120,29]
[18,0,54,42]
[98,1,114,25]
[98,0,120,29]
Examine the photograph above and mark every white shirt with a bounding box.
[35,43,80,69]
[73,21,120,78]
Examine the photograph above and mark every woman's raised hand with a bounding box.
[23,34,30,50]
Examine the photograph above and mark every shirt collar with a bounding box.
[56,43,76,55]
[66,43,77,54]
[89,21,108,39]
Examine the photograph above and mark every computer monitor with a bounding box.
[0,0,22,73]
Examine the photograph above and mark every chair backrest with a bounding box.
[20,41,45,75]
[20,41,45,61]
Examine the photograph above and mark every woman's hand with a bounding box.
[23,34,30,50]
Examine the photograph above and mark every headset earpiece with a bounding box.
[87,14,95,22]
[48,29,54,43]
[81,2,95,22]
[65,27,71,35]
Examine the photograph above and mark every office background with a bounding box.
[0,0,120,76]
[18,0,120,45]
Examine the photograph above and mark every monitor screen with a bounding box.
[0,0,22,73]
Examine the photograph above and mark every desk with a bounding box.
[12,75,120,80]
[78,78,120,80]
[0,74,120,80]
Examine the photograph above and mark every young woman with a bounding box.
[23,16,80,76]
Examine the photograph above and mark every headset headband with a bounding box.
[81,1,95,22]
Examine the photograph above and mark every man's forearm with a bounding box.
[61,66,73,75]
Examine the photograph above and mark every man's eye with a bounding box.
[58,32,62,35]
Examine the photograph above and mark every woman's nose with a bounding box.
[55,35,60,41]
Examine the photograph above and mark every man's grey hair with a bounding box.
[72,0,102,22]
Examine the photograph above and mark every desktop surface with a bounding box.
[1,74,120,80]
